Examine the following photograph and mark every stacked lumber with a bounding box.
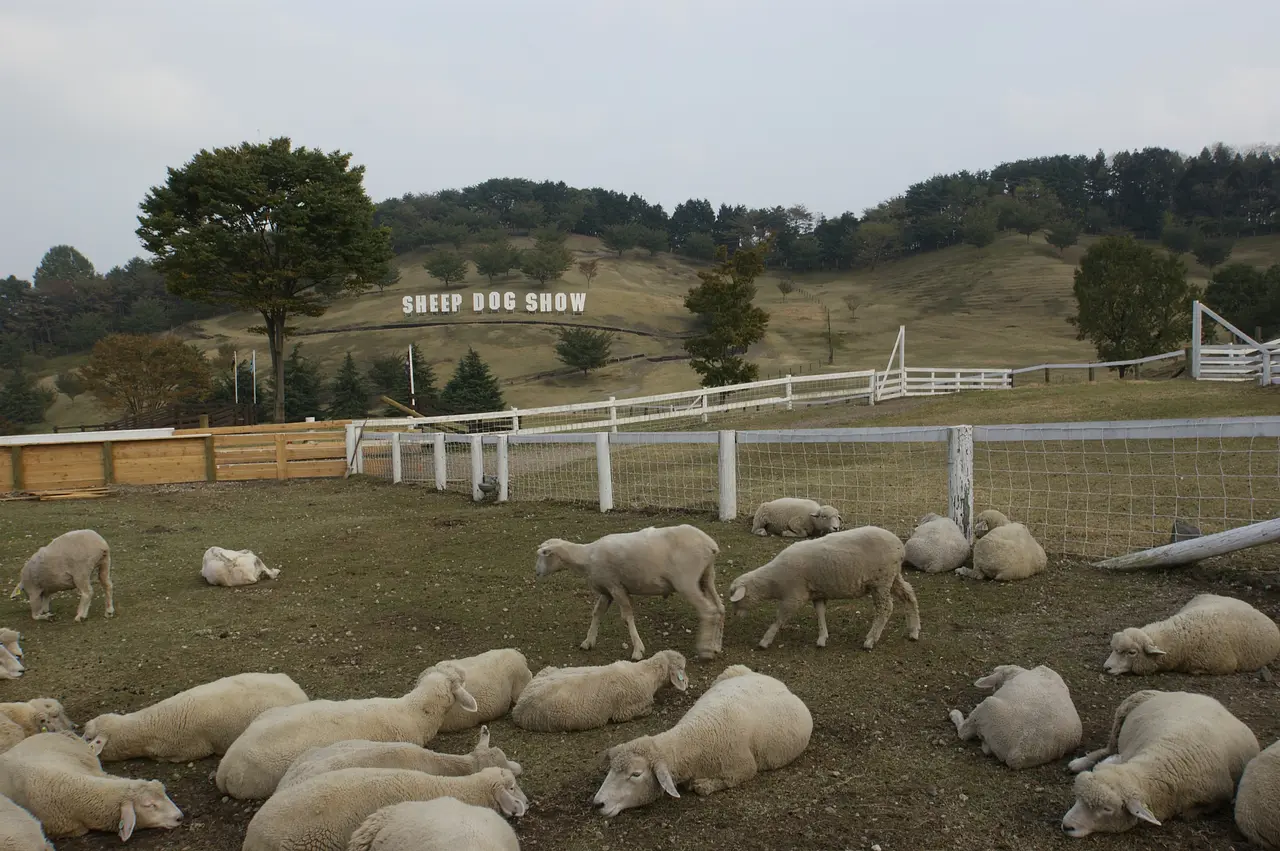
[0,487,111,502]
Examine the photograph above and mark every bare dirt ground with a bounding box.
[2,477,1277,851]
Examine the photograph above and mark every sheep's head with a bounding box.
[0,627,22,659]
[810,505,842,536]
[973,509,1010,538]
[0,646,22,679]
[28,699,73,733]
[593,737,677,818]
[654,649,688,692]
[119,780,183,841]
[727,574,758,614]
[471,724,523,776]
[1061,766,1160,837]
[534,539,569,579]
[480,766,528,818]
[1104,628,1166,675]
[415,663,479,714]
[9,581,24,601]
[973,664,1027,690]
[917,512,943,526]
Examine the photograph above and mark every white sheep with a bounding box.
[1061,689,1259,837]
[750,498,842,538]
[947,664,1082,769]
[0,731,183,842]
[242,766,527,851]
[904,512,971,574]
[347,797,521,851]
[511,649,688,733]
[276,724,523,792]
[0,793,54,851]
[0,629,23,665]
[0,647,20,681]
[0,699,74,739]
[82,671,309,763]
[956,509,1046,582]
[727,525,921,651]
[216,662,478,799]
[431,649,532,733]
[12,530,114,622]
[1102,593,1280,676]
[535,524,725,661]
[200,546,280,586]
[592,664,811,817]
[1236,737,1280,850]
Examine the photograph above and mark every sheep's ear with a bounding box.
[1141,640,1166,656]
[810,511,821,517]
[453,684,479,713]
[118,800,137,841]
[506,758,523,776]
[729,586,746,602]
[1125,798,1161,826]
[89,734,107,756]
[495,785,526,817]
[595,747,613,772]
[670,667,688,691]
[475,725,491,749]
[653,761,680,799]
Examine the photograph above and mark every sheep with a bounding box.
[750,497,842,539]
[955,509,1046,582]
[1102,593,1280,676]
[276,724,523,792]
[534,524,725,662]
[947,664,1082,769]
[0,700,74,739]
[82,671,309,763]
[0,647,20,681]
[1061,689,1259,837]
[215,662,478,799]
[0,630,22,665]
[904,512,971,574]
[592,664,811,817]
[511,649,688,733]
[241,766,527,851]
[0,793,54,851]
[347,797,521,851]
[1236,738,1280,850]
[12,530,114,622]
[431,649,532,733]
[726,525,921,651]
[200,546,281,586]
[0,731,183,842]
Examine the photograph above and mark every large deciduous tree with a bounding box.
[683,242,772,386]
[79,333,213,416]
[136,137,393,423]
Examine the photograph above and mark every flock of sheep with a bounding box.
[1,494,1279,850]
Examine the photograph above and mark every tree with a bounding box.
[577,259,599,289]
[273,343,325,421]
[32,245,96,288]
[136,136,393,424]
[79,333,213,416]
[473,241,519,284]
[600,224,641,256]
[854,221,901,270]
[1193,236,1234,273]
[961,206,998,250]
[520,244,573,285]
[1204,263,1280,340]
[679,232,717,262]
[403,345,439,413]
[55,371,86,399]
[637,227,669,256]
[0,368,54,430]
[1068,235,1198,377]
[326,352,369,419]
[554,326,613,375]
[683,241,772,387]
[441,347,505,413]
[423,249,468,288]
[1044,220,1080,256]
[532,226,568,247]
[777,279,794,301]
[1159,216,1195,256]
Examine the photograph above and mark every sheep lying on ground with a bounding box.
[0,731,183,841]
[83,672,308,763]
[1061,689,1259,837]
[431,649,532,733]
[535,524,725,661]
[12,530,114,622]
[276,725,522,792]
[750,498,842,538]
[904,513,971,574]
[727,525,921,651]
[956,509,1046,582]
[200,546,280,587]
[0,648,20,680]
[0,793,54,851]
[512,649,688,733]
[1236,738,1280,850]
[0,629,23,664]
[348,797,521,851]
[0,698,74,752]
[242,766,527,851]
[1102,593,1280,676]
[948,664,1081,769]
[216,663,478,799]
[592,664,811,818]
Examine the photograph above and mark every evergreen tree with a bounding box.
[404,346,439,414]
[0,367,55,430]
[683,241,772,387]
[276,344,325,421]
[326,352,370,419]
[207,358,269,421]
[554,327,613,375]
[441,348,505,414]
[366,347,439,415]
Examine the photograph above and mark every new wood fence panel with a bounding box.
[112,438,207,485]
[22,444,106,491]
[0,449,12,492]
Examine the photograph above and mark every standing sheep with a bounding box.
[1102,593,1280,676]
[431,649,532,733]
[0,793,54,851]
[534,525,725,662]
[511,649,688,733]
[1061,689,1259,837]
[82,672,309,762]
[947,664,1082,769]
[904,513,971,574]
[727,525,921,651]
[750,498,842,538]
[347,797,521,851]
[12,530,114,622]
[1236,738,1280,850]
[200,546,281,587]
[956,509,1046,582]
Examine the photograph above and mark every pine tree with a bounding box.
[554,327,613,375]
[441,348,505,414]
[326,353,370,419]
[404,346,439,414]
[277,344,325,421]
[366,347,439,415]
[0,367,55,430]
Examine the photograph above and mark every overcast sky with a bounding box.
[2,0,1277,278]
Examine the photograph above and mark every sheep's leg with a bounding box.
[676,575,721,661]
[73,573,94,622]
[29,590,52,621]
[611,588,646,661]
[814,600,829,647]
[699,566,726,654]
[689,758,758,796]
[954,566,984,580]
[861,586,894,650]
[98,550,114,617]
[891,573,921,640]
[581,594,612,651]
[758,596,805,649]
[949,704,982,741]
[1068,689,1158,773]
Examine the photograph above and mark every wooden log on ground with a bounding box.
[1094,516,1280,571]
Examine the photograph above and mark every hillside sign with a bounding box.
[401,291,587,315]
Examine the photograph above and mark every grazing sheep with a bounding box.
[592,664,811,818]
[904,513,971,574]
[216,663,478,799]
[1236,738,1280,850]
[82,672,308,763]
[431,649,532,733]
[512,649,688,733]
[1061,689,1259,838]
[0,647,20,681]
[200,546,280,586]
[276,725,523,792]
[750,498,842,539]
[727,525,921,651]
[347,797,521,851]
[241,766,527,851]
[948,664,1082,769]
[956,509,1046,582]
[1103,593,1280,676]
[13,530,114,622]
[535,524,725,661]
[0,793,54,851]
[0,731,183,842]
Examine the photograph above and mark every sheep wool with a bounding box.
[16,529,115,622]
[431,648,533,733]
[958,509,1046,582]
[1103,593,1280,676]
[0,629,23,665]
[511,649,688,733]
[0,647,20,681]
[1236,738,1280,850]
[347,797,522,851]
[200,547,281,587]
[904,513,971,574]
[0,793,54,851]
[750,498,842,539]
[948,664,1082,769]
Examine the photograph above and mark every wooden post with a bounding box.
[1043,367,1050,384]
[718,429,737,521]
[101,441,114,485]
[391,432,403,484]
[1134,362,1141,379]
[1095,517,1280,571]
[199,414,210,429]
[204,436,217,482]
[947,425,974,543]
[275,434,287,480]
[11,446,23,491]
[1088,366,1095,383]
[596,432,613,513]
[470,434,484,501]
[433,433,447,490]
[496,434,509,502]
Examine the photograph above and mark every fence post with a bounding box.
[947,425,975,543]
[1043,367,1050,384]
[868,373,876,406]
[784,375,793,411]
[1088,366,1095,383]
[470,434,484,501]
[391,432,403,484]
[344,423,356,476]
[718,429,737,521]
[204,436,217,482]
[595,432,613,513]
[433,433,447,490]
[496,434,510,502]
[609,397,618,433]
[355,441,365,475]
[275,434,288,480]
[1190,301,1202,379]
[510,407,520,433]
[701,394,709,424]
[101,441,114,485]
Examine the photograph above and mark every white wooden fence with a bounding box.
[1191,300,1280,384]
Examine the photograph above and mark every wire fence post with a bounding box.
[496,434,509,502]
[718,429,737,521]
[595,432,613,512]
[470,434,484,502]
[609,397,618,433]
[784,375,794,411]
[947,424,974,543]
[433,433,447,491]
[344,423,356,476]
[391,432,402,484]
